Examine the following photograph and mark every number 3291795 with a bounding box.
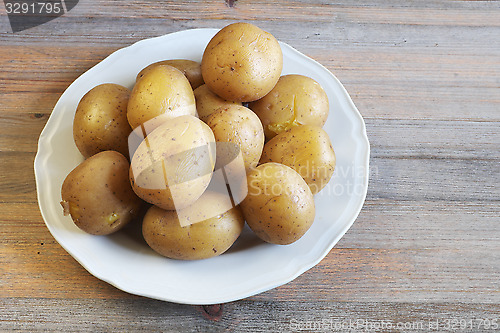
[5,2,63,14]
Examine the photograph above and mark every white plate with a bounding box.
[34,28,370,305]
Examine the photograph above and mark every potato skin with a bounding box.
[194,84,241,122]
[136,59,204,90]
[206,105,264,171]
[60,151,142,235]
[129,115,215,211]
[201,22,283,102]
[260,125,336,194]
[127,65,196,131]
[142,191,245,260]
[241,163,315,245]
[73,83,131,158]
[249,74,329,139]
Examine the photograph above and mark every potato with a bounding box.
[73,83,131,158]
[142,191,245,260]
[249,74,329,139]
[60,151,142,235]
[127,65,196,131]
[136,59,204,90]
[206,105,264,171]
[260,125,335,194]
[129,115,215,211]
[201,22,283,102]
[194,84,241,122]
[240,163,315,245]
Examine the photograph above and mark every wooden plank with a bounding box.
[0,238,133,299]
[3,201,498,251]
[8,155,500,203]
[1,28,499,120]
[253,248,500,302]
[368,157,499,202]
[0,45,113,115]
[1,1,499,122]
[0,205,137,299]
[3,147,499,204]
[1,200,498,302]
[340,200,500,250]
[2,242,500,303]
[1,0,498,31]
[367,158,499,202]
[3,16,499,50]
[2,110,498,156]
[0,152,37,202]
[0,298,499,332]
[0,113,48,153]
[366,119,500,160]
[2,3,498,46]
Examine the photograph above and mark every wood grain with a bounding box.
[2,200,499,302]
[0,0,499,330]
[1,298,499,332]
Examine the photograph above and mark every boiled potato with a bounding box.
[136,59,204,90]
[129,115,215,211]
[60,151,142,235]
[240,163,315,245]
[73,83,131,158]
[201,22,283,102]
[249,74,329,139]
[194,84,241,122]
[142,191,245,260]
[127,65,196,131]
[260,125,335,194]
[206,105,264,171]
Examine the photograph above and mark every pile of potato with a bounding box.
[61,22,336,260]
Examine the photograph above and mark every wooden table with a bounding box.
[1,1,499,331]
